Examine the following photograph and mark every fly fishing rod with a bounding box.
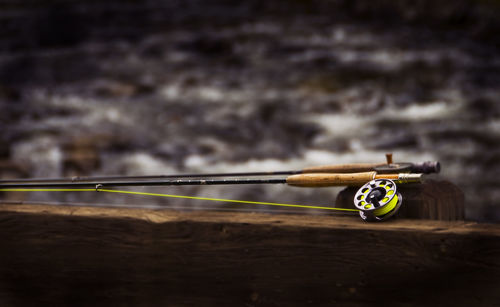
[0,154,439,184]
[0,171,422,188]
[0,171,423,223]
[0,154,436,222]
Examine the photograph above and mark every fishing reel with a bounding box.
[354,179,402,222]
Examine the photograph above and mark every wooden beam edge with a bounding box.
[1,202,499,236]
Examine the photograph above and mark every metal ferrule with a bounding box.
[396,173,423,184]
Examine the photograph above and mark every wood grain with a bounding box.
[0,203,498,306]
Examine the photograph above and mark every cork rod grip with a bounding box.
[286,172,377,187]
[302,163,386,173]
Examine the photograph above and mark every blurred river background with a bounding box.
[0,0,499,221]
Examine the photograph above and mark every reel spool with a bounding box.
[354,179,402,222]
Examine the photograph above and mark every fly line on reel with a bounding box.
[354,179,402,221]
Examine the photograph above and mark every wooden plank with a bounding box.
[0,203,499,306]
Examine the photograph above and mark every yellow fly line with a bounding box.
[0,188,359,213]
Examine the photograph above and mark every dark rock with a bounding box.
[0,85,21,101]
[0,53,101,85]
[93,80,139,98]
[35,5,88,48]
[177,36,234,57]
[467,98,500,118]
[0,160,29,179]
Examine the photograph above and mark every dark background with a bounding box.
[0,0,499,221]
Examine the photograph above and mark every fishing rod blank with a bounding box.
[0,172,423,189]
[0,178,286,189]
[0,161,439,184]
[0,171,296,183]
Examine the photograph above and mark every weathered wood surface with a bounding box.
[0,203,499,306]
